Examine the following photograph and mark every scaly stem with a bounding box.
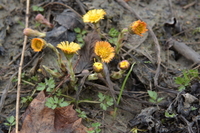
[47,43,67,72]
[115,28,128,55]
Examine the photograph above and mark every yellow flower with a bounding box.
[94,41,115,63]
[31,38,46,52]
[129,20,148,36]
[57,41,80,55]
[83,9,106,23]
[118,60,130,70]
[93,62,103,73]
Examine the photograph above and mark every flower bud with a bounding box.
[23,28,46,37]
[35,14,53,28]
[118,60,130,70]
[93,62,103,73]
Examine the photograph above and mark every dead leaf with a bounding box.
[13,91,87,133]
[45,9,85,46]
[75,31,101,73]
[55,9,85,31]
[45,26,76,46]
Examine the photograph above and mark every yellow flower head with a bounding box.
[118,60,130,70]
[57,41,80,55]
[94,41,115,63]
[31,38,46,52]
[129,20,148,36]
[83,9,106,23]
[93,62,103,73]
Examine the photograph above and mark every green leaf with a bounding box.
[175,77,185,85]
[147,90,157,100]
[106,100,114,106]
[157,97,164,103]
[91,122,101,128]
[149,99,156,104]
[165,111,176,118]
[108,28,119,37]
[87,131,95,133]
[74,27,81,33]
[4,123,10,126]
[191,106,197,111]
[37,82,46,91]
[98,93,105,102]
[178,85,186,91]
[77,37,83,42]
[100,103,107,110]
[52,105,57,109]
[81,30,87,35]
[32,5,44,12]
[6,116,15,124]
[59,101,69,107]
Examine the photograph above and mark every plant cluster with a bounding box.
[175,69,199,91]
[21,8,148,132]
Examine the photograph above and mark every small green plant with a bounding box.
[164,111,176,118]
[175,69,198,91]
[87,122,101,133]
[21,96,33,105]
[36,77,55,92]
[76,108,87,119]
[130,126,147,133]
[74,27,87,47]
[32,5,44,12]
[4,116,16,133]
[192,27,200,34]
[108,28,119,44]
[147,90,164,104]
[45,96,69,109]
[98,92,114,111]
[191,106,197,111]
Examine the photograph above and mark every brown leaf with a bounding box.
[75,31,101,73]
[14,91,87,133]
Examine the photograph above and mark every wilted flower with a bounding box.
[93,62,103,73]
[31,38,46,52]
[23,28,46,37]
[57,41,80,55]
[83,9,106,23]
[129,20,148,36]
[94,41,115,63]
[118,60,130,70]
[35,14,53,28]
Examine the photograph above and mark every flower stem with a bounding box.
[113,62,135,118]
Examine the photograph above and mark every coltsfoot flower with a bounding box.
[57,41,80,55]
[93,62,103,73]
[31,38,46,52]
[23,28,46,37]
[83,9,106,23]
[94,41,115,63]
[118,60,130,70]
[129,20,148,36]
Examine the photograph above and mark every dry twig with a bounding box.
[15,0,30,132]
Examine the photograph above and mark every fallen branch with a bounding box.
[166,38,200,64]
